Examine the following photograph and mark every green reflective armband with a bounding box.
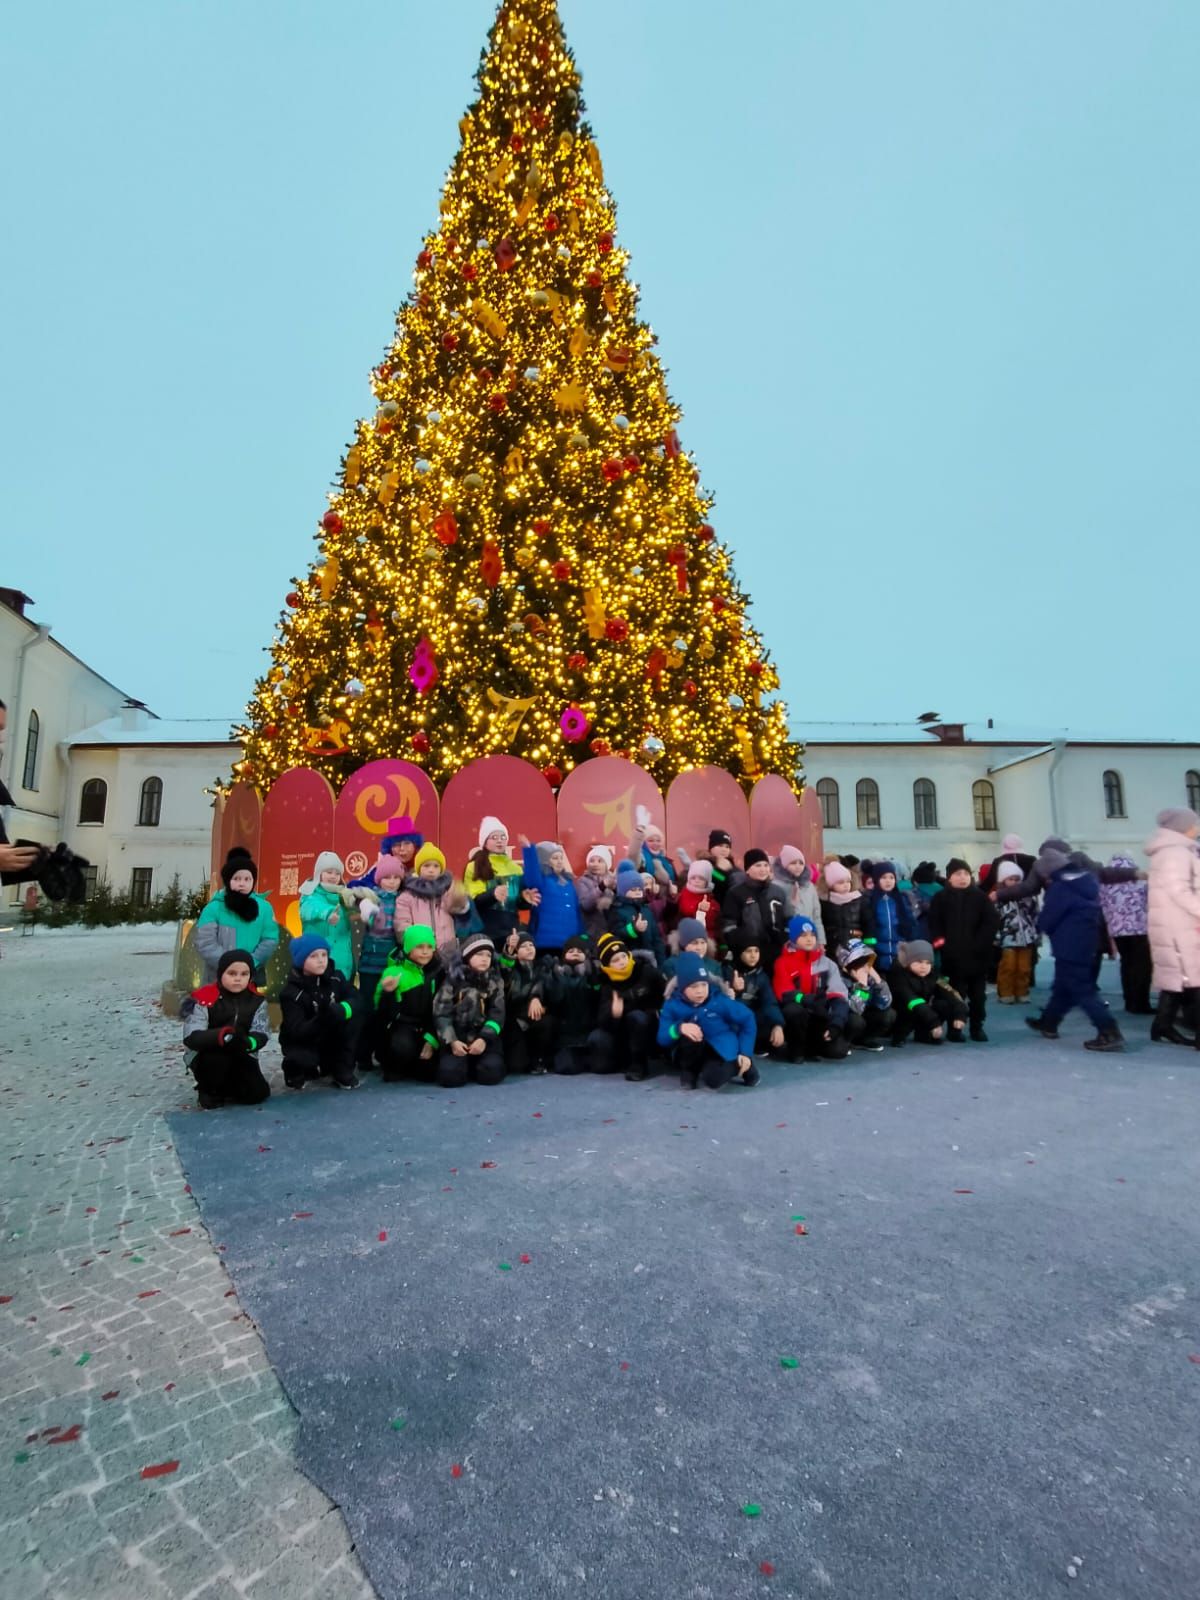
[340,1001,353,1020]
[247,1036,258,1052]
[423,1032,438,1050]
[484,1019,502,1036]
[863,938,877,946]
[669,1025,680,1040]
[907,998,924,1011]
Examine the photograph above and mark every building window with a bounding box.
[913,778,938,830]
[138,776,163,827]
[855,778,881,829]
[1187,771,1200,813]
[973,779,997,832]
[1103,769,1126,820]
[21,710,40,790]
[82,865,99,902]
[130,868,154,907]
[815,777,840,829]
[78,778,108,825]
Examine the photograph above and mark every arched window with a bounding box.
[1103,769,1126,820]
[855,778,881,829]
[1187,771,1200,813]
[137,776,163,827]
[78,777,108,825]
[21,710,40,791]
[815,777,840,829]
[913,778,938,830]
[973,779,997,832]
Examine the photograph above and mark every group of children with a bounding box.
[181,812,1138,1108]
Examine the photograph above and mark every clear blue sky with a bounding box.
[3,1,1196,737]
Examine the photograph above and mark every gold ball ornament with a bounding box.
[698,641,716,660]
[515,547,536,569]
[463,472,485,491]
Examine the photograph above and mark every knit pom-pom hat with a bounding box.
[478,816,508,850]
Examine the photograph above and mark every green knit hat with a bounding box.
[402,924,437,955]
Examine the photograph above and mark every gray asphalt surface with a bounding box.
[168,994,1200,1599]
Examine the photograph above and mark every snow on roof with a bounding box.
[795,720,1197,747]
[66,717,241,748]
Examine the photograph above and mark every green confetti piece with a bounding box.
[779,1357,799,1370]
[14,1451,30,1465]
[741,1502,762,1518]
[76,1352,91,1367]
[130,1256,145,1264]
[498,1262,513,1272]
[390,1418,407,1431]
[790,1215,805,1222]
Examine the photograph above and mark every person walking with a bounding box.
[1145,808,1200,1047]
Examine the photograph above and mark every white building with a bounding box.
[1,587,240,908]
[799,719,1200,873]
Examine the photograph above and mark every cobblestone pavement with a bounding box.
[0,926,375,1600]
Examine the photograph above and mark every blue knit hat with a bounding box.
[788,915,818,942]
[290,934,330,970]
[873,861,898,881]
[675,951,709,990]
[616,859,644,897]
[677,917,708,948]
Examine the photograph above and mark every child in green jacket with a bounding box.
[299,851,358,977]
[192,848,279,983]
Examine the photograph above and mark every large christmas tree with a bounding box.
[238,0,800,793]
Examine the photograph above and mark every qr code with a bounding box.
[279,867,299,897]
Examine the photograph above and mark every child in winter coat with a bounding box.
[576,845,616,940]
[395,843,459,949]
[498,929,552,1074]
[356,856,407,1066]
[592,932,664,1080]
[1027,852,1124,1051]
[182,948,271,1109]
[725,930,785,1056]
[662,916,730,997]
[820,861,876,956]
[773,846,825,944]
[889,941,968,1047]
[677,858,721,944]
[720,848,789,968]
[375,924,441,1082]
[1099,856,1152,1014]
[193,848,280,984]
[519,837,583,953]
[543,935,600,1075]
[658,952,759,1090]
[994,860,1039,1003]
[700,829,738,907]
[464,816,524,900]
[630,807,680,897]
[434,932,507,1087]
[839,940,894,1052]
[772,916,851,1061]
[278,935,362,1090]
[867,862,915,972]
[298,852,358,979]
[927,859,1000,1041]
[607,861,666,965]
[350,815,423,888]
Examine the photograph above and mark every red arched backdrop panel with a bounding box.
[749,775,811,860]
[440,755,558,882]
[556,758,664,872]
[258,768,336,937]
[797,785,825,869]
[333,760,439,881]
[665,767,752,865]
[217,783,263,885]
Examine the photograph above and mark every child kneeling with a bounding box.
[659,952,759,1090]
[434,933,506,1087]
[375,924,442,1083]
[839,940,895,1053]
[278,936,363,1090]
[889,940,968,1046]
[772,917,851,1061]
[182,949,271,1109]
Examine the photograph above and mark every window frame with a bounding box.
[130,867,154,908]
[913,777,938,831]
[972,779,997,832]
[78,777,108,826]
[1186,770,1200,814]
[21,709,40,791]
[1102,769,1126,820]
[137,775,163,828]
[855,777,881,829]
[815,777,841,830]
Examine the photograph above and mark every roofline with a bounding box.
[3,603,146,708]
[65,739,241,750]
[987,746,1055,774]
[799,736,1198,748]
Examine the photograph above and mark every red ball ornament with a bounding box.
[602,458,624,483]
[544,214,560,234]
[417,249,433,270]
[597,231,614,254]
[664,428,682,458]
[494,237,517,272]
[605,617,629,642]
[532,518,552,536]
[411,731,431,755]
[434,508,459,546]
[441,331,459,352]
[748,659,765,678]
[666,544,686,566]
[509,133,524,152]
[285,591,302,608]
[529,108,548,131]
[262,723,278,739]
[541,763,564,788]
[697,523,716,543]
[321,510,343,534]
[590,738,611,757]
[489,391,508,413]
[683,679,698,699]
[567,651,589,671]
[476,366,494,386]
[462,263,478,282]
[552,559,572,581]
[623,455,641,474]
[585,269,603,288]
[711,596,727,614]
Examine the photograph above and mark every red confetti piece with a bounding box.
[519,1254,532,1264]
[450,1463,463,1478]
[620,1361,631,1371]
[794,1225,808,1236]
[292,1212,313,1219]
[25,1432,37,1443]
[378,1231,388,1243]
[101,1391,119,1401]
[449,1167,458,1175]
[257,1145,271,1153]
[136,1290,160,1300]
[602,1118,617,1125]
[1026,1160,1035,1165]
[532,1112,543,1118]
[1116,1177,1126,1183]
[164,1382,175,1392]
[49,1424,83,1445]
[183,1185,191,1195]
[0,1295,12,1305]
[775,1123,787,1129]
[954,1189,973,1195]
[169,1228,191,1237]
[224,1289,236,1298]
[760,1560,776,1576]
[481,1161,497,1169]
[1188,1354,1200,1365]
[86,1206,98,1215]
[140,1459,180,1479]
[441,1186,453,1192]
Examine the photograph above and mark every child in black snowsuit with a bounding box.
[434,932,507,1087]
[543,936,600,1074]
[724,930,786,1056]
[839,940,895,1052]
[278,935,362,1090]
[888,941,968,1047]
[374,923,442,1083]
[927,859,1001,1041]
[592,932,664,1080]
[499,929,552,1074]
[182,948,271,1109]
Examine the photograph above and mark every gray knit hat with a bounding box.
[898,940,934,967]
[1157,807,1200,834]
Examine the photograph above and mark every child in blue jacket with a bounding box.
[1027,852,1124,1051]
[867,862,915,971]
[658,952,759,1091]
[519,836,583,953]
